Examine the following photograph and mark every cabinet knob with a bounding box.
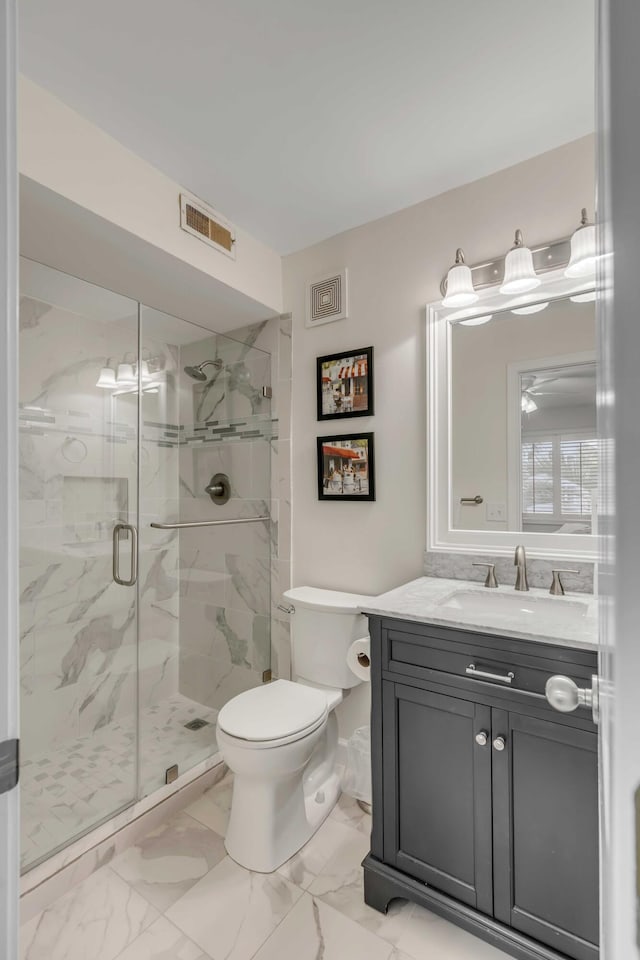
[475,731,489,746]
[493,736,506,752]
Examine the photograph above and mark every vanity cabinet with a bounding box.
[365,616,599,960]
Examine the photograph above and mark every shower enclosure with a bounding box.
[19,259,274,872]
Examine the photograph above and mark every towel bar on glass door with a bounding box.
[150,516,269,530]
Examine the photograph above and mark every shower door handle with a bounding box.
[113,523,138,586]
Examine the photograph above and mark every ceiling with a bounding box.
[19,0,595,255]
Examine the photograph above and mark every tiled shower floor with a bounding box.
[21,694,218,871]
[20,773,511,960]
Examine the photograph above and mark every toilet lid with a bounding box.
[217,679,329,742]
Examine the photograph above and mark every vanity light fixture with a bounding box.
[511,301,550,315]
[499,230,541,295]
[96,364,117,389]
[565,209,597,279]
[442,249,479,307]
[458,314,493,326]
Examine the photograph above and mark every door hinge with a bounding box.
[262,386,273,399]
[0,739,19,794]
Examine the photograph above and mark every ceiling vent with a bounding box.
[180,192,236,260]
[305,269,348,328]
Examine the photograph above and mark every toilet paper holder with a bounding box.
[357,652,370,669]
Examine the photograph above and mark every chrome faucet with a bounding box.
[514,544,529,592]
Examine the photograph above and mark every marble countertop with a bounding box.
[363,576,598,650]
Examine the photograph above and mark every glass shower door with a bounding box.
[19,259,140,871]
[138,306,272,797]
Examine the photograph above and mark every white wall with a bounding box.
[18,76,283,316]
[283,136,595,737]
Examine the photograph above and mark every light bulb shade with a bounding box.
[442,263,478,307]
[458,314,493,326]
[565,223,597,278]
[116,362,136,385]
[96,367,117,389]
[511,301,549,315]
[570,291,597,303]
[139,360,153,383]
[500,246,541,295]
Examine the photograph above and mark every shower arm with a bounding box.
[150,516,269,530]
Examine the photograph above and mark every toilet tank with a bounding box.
[283,586,374,690]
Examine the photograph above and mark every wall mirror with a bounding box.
[427,268,598,561]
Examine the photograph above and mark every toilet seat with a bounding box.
[217,679,329,747]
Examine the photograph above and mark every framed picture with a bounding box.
[317,346,374,421]
[317,433,375,501]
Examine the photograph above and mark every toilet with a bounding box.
[216,585,372,873]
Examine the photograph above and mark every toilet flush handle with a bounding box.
[277,602,295,615]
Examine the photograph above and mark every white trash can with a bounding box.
[341,725,372,813]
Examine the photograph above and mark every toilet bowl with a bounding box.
[216,586,373,873]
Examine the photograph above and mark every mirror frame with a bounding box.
[426,267,598,562]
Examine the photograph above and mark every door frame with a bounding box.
[0,0,19,956]
[597,1,640,958]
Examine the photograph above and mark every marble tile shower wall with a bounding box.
[175,313,293,709]
[218,313,293,686]
[19,297,180,767]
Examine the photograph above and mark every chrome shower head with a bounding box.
[183,359,223,381]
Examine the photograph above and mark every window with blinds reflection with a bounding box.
[522,434,599,529]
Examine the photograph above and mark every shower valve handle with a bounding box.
[205,473,231,505]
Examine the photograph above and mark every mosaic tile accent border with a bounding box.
[19,404,278,448]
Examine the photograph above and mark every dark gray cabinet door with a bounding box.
[492,708,599,960]
[383,681,493,914]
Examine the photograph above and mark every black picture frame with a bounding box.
[317,432,376,501]
[316,346,374,421]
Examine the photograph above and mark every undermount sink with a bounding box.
[435,589,590,623]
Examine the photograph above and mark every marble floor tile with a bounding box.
[19,787,513,960]
[251,893,393,960]
[115,915,213,960]
[165,855,303,960]
[396,907,512,960]
[20,866,159,960]
[307,827,394,933]
[329,792,372,837]
[183,770,233,836]
[110,811,226,911]
[277,816,357,890]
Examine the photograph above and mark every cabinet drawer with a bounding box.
[383,621,597,698]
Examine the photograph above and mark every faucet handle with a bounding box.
[550,569,580,596]
[472,562,498,588]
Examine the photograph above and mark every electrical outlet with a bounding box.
[487,502,507,522]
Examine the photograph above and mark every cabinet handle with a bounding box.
[466,663,515,684]
[493,736,506,752]
[475,731,489,746]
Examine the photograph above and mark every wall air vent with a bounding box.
[305,269,348,328]
[180,192,236,260]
